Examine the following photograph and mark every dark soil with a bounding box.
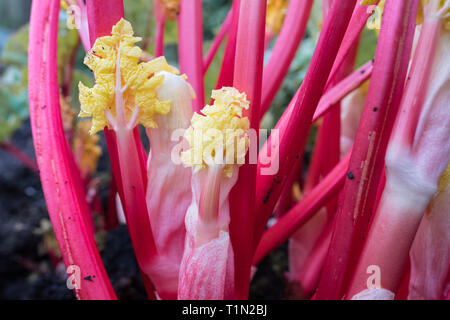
[0,121,288,300]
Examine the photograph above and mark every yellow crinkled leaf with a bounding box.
[181,87,250,178]
[78,18,178,134]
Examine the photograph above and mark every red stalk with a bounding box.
[0,142,38,173]
[215,0,240,89]
[203,10,232,74]
[28,0,116,299]
[178,0,205,112]
[253,152,350,265]
[229,0,266,300]
[254,0,357,246]
[259,0,313,119]
[316,0,419,300]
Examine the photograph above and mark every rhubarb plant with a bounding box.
[24,0,450,300]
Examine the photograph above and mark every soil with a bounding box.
[0,121,287,300]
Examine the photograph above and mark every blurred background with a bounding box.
[0,0,376,299]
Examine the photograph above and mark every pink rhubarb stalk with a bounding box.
[409,169,450,300]
[347,2,450,298]
[28,0,116,300]
[317,0,420,300]
[178,167,239,299]
[178,0,205,112]
[145,72,193,299]
[178,88,250,299]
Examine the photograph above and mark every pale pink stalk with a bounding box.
[28,0,115,300]
[145,72,193,299]
[178,0,204,112]
[178,167,238,299]
[347,7,450,298]
[254,0,357,246]
[203,10,232,74]
[409,180,450,299]
[229,0,266,300]
[259,0,313,119]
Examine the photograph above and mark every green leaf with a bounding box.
[1,24,29,67]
